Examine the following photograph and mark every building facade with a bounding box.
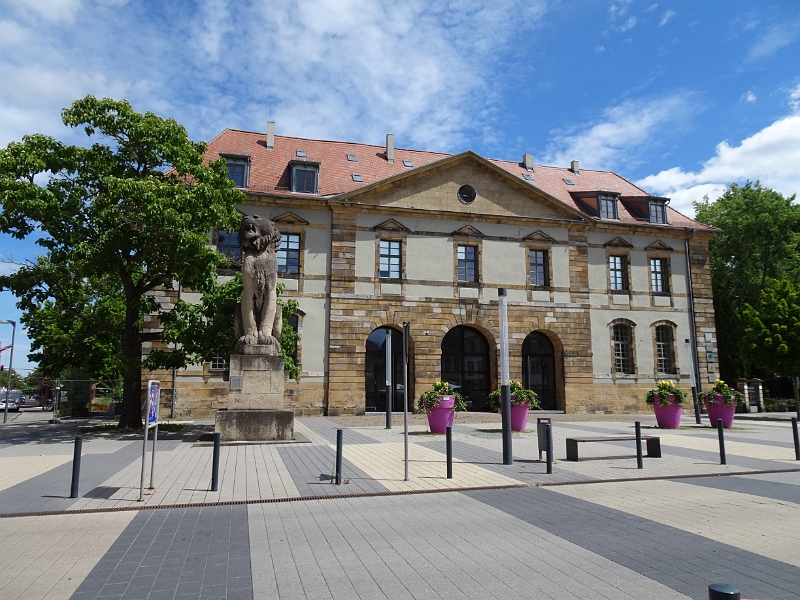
[144,126,719,418]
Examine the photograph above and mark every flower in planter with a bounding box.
[699,378,743,407]
[486,381,541,413]
[645,380,689,407]
[417,382,468,412]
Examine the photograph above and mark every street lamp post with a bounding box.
[0,319,16,425]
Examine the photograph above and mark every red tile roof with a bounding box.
[206,129,712,231]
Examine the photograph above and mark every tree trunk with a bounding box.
[118,300,143,429]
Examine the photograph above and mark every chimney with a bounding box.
[522,153,533,171]
[386,133,394,163]
[570,160,580,174]
[266,121,274,150]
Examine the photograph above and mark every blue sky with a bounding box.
[2,0,800,373]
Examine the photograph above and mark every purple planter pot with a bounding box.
[510,402,530,432]
[652,394,682,429]
[706,394,736,428]
[428,395,455,434]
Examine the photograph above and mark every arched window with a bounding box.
[522,332,556,410]
[655,324,676,375]
[441,326,490,410]
[612,322,634,374]
[365,327,404,412]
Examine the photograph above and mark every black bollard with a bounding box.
[446,426,453,479]
[792,417,800,461]
[635,421,643,469]
[70,436,83,499]
[210,432,221,491]
[546,422,553,474]
[335,428,343,485]
[708,583,740,599]
[717,419,726,465]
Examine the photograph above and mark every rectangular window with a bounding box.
[529,250,548,286]
[650,258,668,292]
[655,326,675,374]
[599,195,617,219]
[379,240,401,278]
[216,229,241,267]
[650,201,667,224]
[277,233,301,274]
[224,158,248,188]
[291,165,318,194]
[210,356,225,370]
[613,324,634,374]
[458,246,477,282]
[609,255,627,291]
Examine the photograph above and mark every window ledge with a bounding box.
[652,291,672,297]
[457,281,480,287]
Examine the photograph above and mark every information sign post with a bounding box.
[138,380,160,502]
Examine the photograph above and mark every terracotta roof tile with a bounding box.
[206,129,712,231]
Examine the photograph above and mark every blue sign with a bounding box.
[147,380,160,426]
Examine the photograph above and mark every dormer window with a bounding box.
[650,200,667,224]
[599,194,618,220]
[291,163,318,194]
[222,155,249,188]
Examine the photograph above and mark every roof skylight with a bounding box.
[563,178,575,186]
[352,174,363,182]
[522,174,533,181]
[296,150,307,158]
[403,160,413,168]
[346,154,357,162]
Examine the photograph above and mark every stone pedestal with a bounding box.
[215,351,295,441]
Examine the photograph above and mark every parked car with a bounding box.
[0,398,21,412]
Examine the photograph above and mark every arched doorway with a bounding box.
[441,326,490,411]
[365,327,405,412]
[522,332,557,410]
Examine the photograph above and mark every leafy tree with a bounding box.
[743,280,800,376]
[694,182,800,380]
[148,277,301,379]
[0,96,242,428]
[1,367,25,390]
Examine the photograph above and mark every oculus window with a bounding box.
[457,246,477,282]
[291,164,318,194]
[609,255,627,291]
[650,258,668,293]
[529,250,549,287]
[613,323,634,374]
[379,240,401,279]
[278,234,301,274]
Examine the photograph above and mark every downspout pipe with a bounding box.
[685,231,702,395]
[170,282,182,419]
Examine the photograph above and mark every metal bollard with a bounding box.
[792,417,800,461]
[210,432,221,491]
[635,421,643,469]
[546,422,553,474]
[708,583,740,599]
[446,426,453,479]
[70,436,83,499]
[335,429,343,485]
[717,419,726,465]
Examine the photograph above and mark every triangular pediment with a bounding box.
[452,225,484,237]
[374,218,410,233]
[604,236,633,248]
[271,212,309,225]
[525,230,556,243]
[646,240,674,251]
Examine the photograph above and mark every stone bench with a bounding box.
[565,435,661,462]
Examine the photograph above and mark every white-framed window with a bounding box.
[650,258,668,292]
[529,250,548,287]
[291,164,318,194]
[457,246,477,282]
[599,194,618,219]
[609,255,627,291]
[379,240,401,279]
[655,325,676,374]
[612,323,634,374]
[650,201,667,224]
[210,356,225,370]
[278,234,301,274]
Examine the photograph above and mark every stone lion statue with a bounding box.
[234,214,283,355]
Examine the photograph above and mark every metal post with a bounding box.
[635,421,643,469]
[170,283,181,419]
[708,583,740,599]
[498,288,512,465]
[1,319,15,425]
[685,339,701,424]
[210,432,221,491]
[792,417,799,461]
[717,419,726,465]
[545,422,553,474]
[138,422,149,502]
[446,426,453,479]
[70,436,83,498]
[385,330,392,429]
[335,429,343,485]
[148,424,158,489]
[403,322,410,481]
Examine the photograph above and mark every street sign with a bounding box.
[147,380,160,427]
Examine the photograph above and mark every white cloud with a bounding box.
[608,0,636,32]
[747,21,800,62]
[659,9,676,27]
[741,90,757,103]
[789,84,800,110]
[1,0,83,23]
[637,114,800,217]
[537,94,696,171]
